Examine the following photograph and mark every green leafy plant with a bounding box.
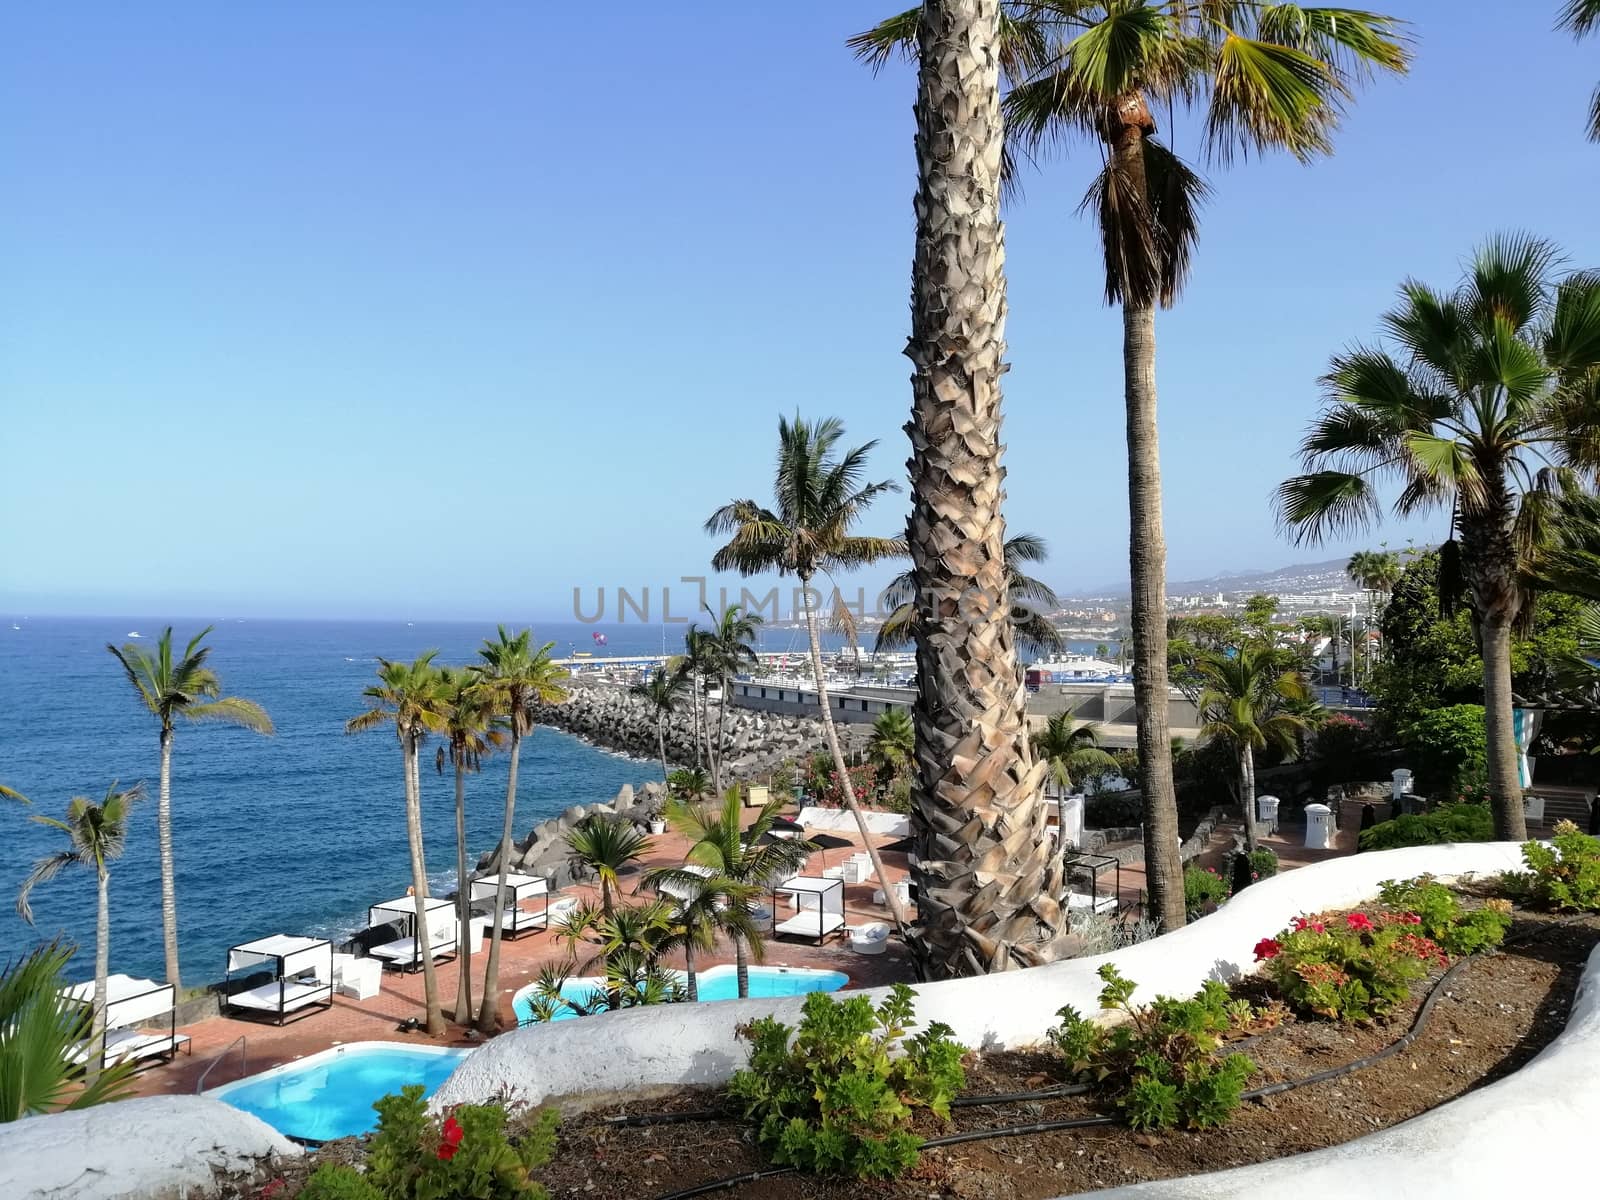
[1254,910,1440,1022]
[1183,864,1228,920]
[666,768,710,801]
[1375,876,1511,956]
[1397,705,1488,801]
[1511,821,1600,912]
[726,983,965,1178]
[297,1086,557,1200]
[1358,802,1495,851]
[1047,965,1255,1131]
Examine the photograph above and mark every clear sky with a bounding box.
[3,2,1596,621]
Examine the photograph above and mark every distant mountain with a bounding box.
[1069,553,1422,600]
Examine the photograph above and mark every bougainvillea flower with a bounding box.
[438,1116,465,1161]
[1253,937,1281,961]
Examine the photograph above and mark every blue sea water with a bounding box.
[0,618,688,983]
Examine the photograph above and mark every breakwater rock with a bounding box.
[474,780,671,887]
[529,678,844,782]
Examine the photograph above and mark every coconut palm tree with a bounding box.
[629,666,687,779]
[471,627,569,1033]
[706,414,908,932]
[1559,0,1600,140]
[1278,235,1600,841]
[1030,713,1119,794]
[866,708,915,782]
[346,653,449,1036]
[0,941,138,1120]
[1195,647,1313,852]
[566,813,654,919]
[1345,549,1401,681]
[434,667,505,1027]
[674,626,715,770]
[13,782,143,1085]
[663,788,813,998]
[875,533,1065,657]
[106,626,272,988]
[856,1,1409,936]
[698,604,764,796]
[644,867,762,1002]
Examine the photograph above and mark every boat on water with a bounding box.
[126,631,142,638]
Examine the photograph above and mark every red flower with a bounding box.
[1253,937,1281,961]
[1345,912,1374,932]
[438,1116,464,1161]
[1291,916,1326,934]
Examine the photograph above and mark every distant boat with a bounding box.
[127,631,142,638]
[10,623,19,631]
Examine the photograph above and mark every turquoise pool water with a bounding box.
[210,1043,471,1142]
[513,964,849,1024]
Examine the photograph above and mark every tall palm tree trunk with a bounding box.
[903,0,1064,977]
[1239,743,1260,854]
[1123,300,1185,930]
[90,866,109,1085]
[657,717,669,779]
[714,671,731,797]
[800,580,907,932]
[734,934,749,1000]
[156,727,181,989]
[452,759,473,1026]
[684,939,699,1003]
[690,671,704,769]
[1481,614,1526,839]
[402,734,445,1036]
[477,726,521,1032]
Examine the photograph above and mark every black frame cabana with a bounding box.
[367,895,459,972]
[62,974,190,1073]
[469,873,550,939]
[223,935,334,1026]
[770,875,846,946]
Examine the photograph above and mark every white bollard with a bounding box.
[1304,802,1334,850]
[1256,794,1280,835]
[1391,768,1413,801]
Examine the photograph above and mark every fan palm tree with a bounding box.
[0,941,138,1120]
[346,653,449,1036]
[13,782,144,1085]
[471,627,569,1033]
[434,667,505,1027]
[1031,713,1119,794]
[645,867,762,1002]
[866,708,915,782]
[566,813,654,919]
[875,533,1065,657]
[1278,235,1600,840]
[629,666,687,779]
[699,604,764,796]
[706,414,908,933]
[1195,647,1313,852]
[106,626,272,988]
[1559,0,1600,140]
[663,789,813,997]
[856,1,1409,936]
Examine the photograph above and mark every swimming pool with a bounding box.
[512,964,849,1024]
[208,1042,471,1142]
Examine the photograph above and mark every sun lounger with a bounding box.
[227,976,334,1015]
[776,912,846,942]
[368,936,457,971]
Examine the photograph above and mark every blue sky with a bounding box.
[3,2,1596,620]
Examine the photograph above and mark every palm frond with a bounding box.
[1276,471,1381,545]
[183,697,274,735]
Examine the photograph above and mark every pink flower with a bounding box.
[1253,938,1282,961]
[1345,912,1374,932]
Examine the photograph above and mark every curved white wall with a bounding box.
[1073,939,1600,1198]
[434,841,1529,1109]
[0,1095,299,1200]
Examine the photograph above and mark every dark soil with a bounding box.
[250,908,1598,1200]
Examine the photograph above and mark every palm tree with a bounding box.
[1558,0,1600,140]
[663,788,813,997]
[548,899,680,1014]
[566,813,654,919]
[471,627,569,1033]
[346,653,449,1036]
[675,626,714,770]
[629,666,687,779]
[875,533,1065,657]
[699,604,764,796]
[434,667,505,1027]
[1195,647,1313,852]
[1278,235,1600,840]
[1345,549,1401,681]
[1030,713,1119,794]
[856,1,1409,936]
[0,942,137,1120]
[866,708,915,782]
[706,414,908,932]
[645,867,762,1002]
[106,626,272,988]
[13,782,144,1084]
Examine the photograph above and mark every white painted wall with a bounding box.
[434,841,1529,1109]
[0,1095,299,1200]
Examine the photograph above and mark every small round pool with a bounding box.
[208,1042,471,1142]
[512,964,849,1024]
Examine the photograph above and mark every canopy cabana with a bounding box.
[61,974,190,1071]
[224,936,334,1025]
[367,895,458,972]
[469,873,550,937]
[771,875,846,945]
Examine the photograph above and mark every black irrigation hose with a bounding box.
[651,914,1594,1200]
[605,1108,728,1128]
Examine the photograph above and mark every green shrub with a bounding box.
[1254,911,1439,1022]
[726,983,965,1179]
[1398,705,1487,799]
[1512,821,1600,912]
[1249,849,1279,879]
[1047,965,1256,1131]
[1358,802,1495,851]
[1375,876,1511,957]
[1184,864,1229,919]
[666,768,709,799]
[297,1086,557,1200]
